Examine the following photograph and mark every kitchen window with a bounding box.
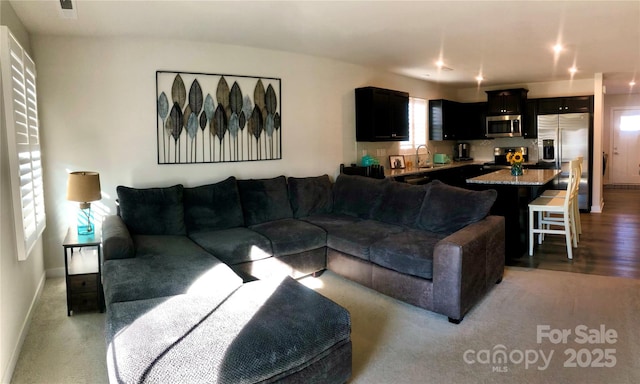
[1,26,46,261]
[401,97,427,150]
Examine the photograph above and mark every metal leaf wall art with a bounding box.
[156,71,282,164]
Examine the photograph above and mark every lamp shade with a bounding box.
[66,171,101,203]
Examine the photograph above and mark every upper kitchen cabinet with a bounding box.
[429,99,460,141]
[429,99,487,141]
[536,95,593,115]
[486,88,528,115]
[523,99,537,139]
[461,102,488,140]
[356,87,409,141]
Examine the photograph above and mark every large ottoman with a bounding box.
[106,277,352,383]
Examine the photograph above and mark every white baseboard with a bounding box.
[591,197,605,213]
[1,271,47,384]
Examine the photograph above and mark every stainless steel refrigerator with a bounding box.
[537,113,592,211]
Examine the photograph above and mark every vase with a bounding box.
[511,163,523,176]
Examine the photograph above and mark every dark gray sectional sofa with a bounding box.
[101,174,504,383]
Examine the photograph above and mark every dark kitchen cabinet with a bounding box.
[536,96,593,115]
[429,99,461,141]
[356,87,409,141]
[394,165,494,188]
[430,100,487,141]
[523,99,537,139]
[459,102,488,140]
[486,88,528,115]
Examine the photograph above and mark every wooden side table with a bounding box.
[63,227,104,316]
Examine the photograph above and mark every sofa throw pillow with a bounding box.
[417,180,497,235]
[372,181,429,227]
[332,174,389,219]
[183,176,245,233]
[287,175,333,218]
[238,176,293,226]
[116,184,186,235]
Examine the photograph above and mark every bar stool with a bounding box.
[538,156,583,240]
[528,159,580,259]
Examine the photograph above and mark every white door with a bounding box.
[611,108,640,184]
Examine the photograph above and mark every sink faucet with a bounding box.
[415,144,431,167]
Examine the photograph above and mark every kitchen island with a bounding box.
[466,168,560,186]
[466,169,560,262]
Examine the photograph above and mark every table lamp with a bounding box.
[67,171,101,235]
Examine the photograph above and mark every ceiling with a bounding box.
[9,0,640,94]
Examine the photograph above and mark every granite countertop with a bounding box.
[385,160,484,178]
[466,169,560,186]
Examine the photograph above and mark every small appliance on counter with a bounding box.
[454,142,473,161]
[433,153,451,164]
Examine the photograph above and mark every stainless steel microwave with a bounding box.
[486,115,522,138]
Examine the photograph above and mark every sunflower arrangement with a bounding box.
[507,151,525,176]
[506,151,524,165]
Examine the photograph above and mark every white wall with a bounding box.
[0,2,47,383]
[31,35,446,275]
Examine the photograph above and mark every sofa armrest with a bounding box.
[432,215,505,321]
[102,215,135,260]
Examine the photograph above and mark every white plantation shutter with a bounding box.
[401,97,427,150]
[1,26,46,261]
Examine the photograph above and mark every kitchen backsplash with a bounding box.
[355,137,540,169]
[470,137,540,162]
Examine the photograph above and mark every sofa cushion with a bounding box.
[371,181,429,227]
[116,184,186,235]
[369,229,447,280]
[327,220,403,261]
[249,218,327,256]
[332,174,389,219]
[288,175,333,218]
[301,213,362,233]
[417,180,497,235]
[102,235,242,304]
[188,227,273,265]
[238,176,293,226]
[183,176,244,233]
[106,277,351,384]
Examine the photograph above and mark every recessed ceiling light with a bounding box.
[434,60,453,71]
[553,44,563,53]
[569,66,578,74]
[475,75,484,82]
[630,81,636,87]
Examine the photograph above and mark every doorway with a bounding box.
[611,108,640,185]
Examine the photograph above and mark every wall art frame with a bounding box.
[156,71,281,164]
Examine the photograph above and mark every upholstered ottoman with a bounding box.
[105,277,352,383]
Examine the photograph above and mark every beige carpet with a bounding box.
[11,268,640,383]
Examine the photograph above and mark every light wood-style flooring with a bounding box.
[510,188,640,279]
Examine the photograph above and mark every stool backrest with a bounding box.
[564,158,580,208]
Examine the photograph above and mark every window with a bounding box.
[401,97,427,150]
[1,26,45,261]
[620,114,640,132]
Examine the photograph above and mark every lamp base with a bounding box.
[76,205,94,236]
[77,223,95,236]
